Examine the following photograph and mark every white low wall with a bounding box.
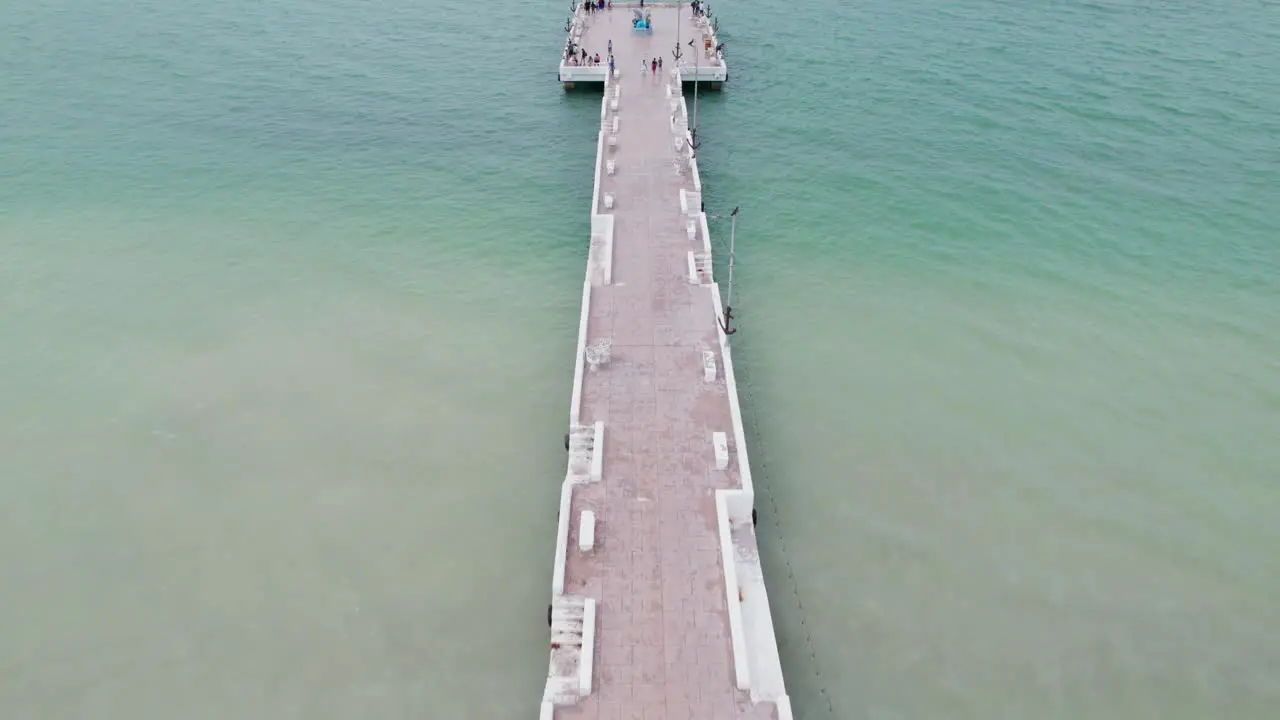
[551,477,576,597]
[715,490,752,692]
[579,598,597,695]
[590,421,604,482]
[591,130,605,218]
[708,281,755,497]
[560,64,609,83]
[672,63,728,83]
[568,280,591,428]
[589,214,614,286]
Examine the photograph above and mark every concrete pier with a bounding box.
[559,2,728,89]
[542,4,791,719]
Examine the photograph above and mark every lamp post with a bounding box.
[693,35,700,135]
[719,207,740,335]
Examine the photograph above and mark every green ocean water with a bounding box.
[2,0,1277,717]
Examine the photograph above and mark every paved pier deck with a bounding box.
[542,4,791,720]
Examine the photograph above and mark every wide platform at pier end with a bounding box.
[559,2,727,89]
[541,3,791,720]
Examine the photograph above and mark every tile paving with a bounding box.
[552,5,776,720]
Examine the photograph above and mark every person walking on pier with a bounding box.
[651,58,657,75]
[658,56,663,72]
[608,39,612,55]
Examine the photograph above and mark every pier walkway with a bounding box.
[542,4,790,720]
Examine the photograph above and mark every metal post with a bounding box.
[675,2,681,70]
[717,206,739,335]
[726,208,737,310]
[693,34,700,133]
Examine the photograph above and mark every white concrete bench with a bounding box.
[611,117,619,134]
[686,219,697,241]
[608,135,618,149]
[606,160,616,176]
[579,510,596,553]
[610,97,618,111]
[713,432,729,470]
[703,350,717,382]
[603,193,614,210]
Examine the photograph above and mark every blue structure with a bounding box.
[632,9,652,33]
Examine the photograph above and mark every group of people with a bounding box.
[644,56,664,75]
[565,40,620,74]
[581,0,610,12]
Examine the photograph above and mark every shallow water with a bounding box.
[2,0,1278,717]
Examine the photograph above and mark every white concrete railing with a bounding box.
[568,280,591,429]
[715,490,752,691]
[670,69,751,496]
[671,62,727,83]
[672,66,790,707]
[591,130,605,215]
[568,76,612,427]
[561,64,610,82]
[551,69,615,695]
[551,477,576,597]
[590,421,605,482]
[590,214,614,285]
[579,598,597,694]
[709,282,754,499]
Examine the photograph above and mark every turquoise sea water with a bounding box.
[2,0,1277,717]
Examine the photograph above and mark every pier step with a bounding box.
[550,595,587,647]
[566,423,595,479]
[688,251,714,285]
[542,594,596,706]
[566,421,604,482]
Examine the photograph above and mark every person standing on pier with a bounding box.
[658,56,663,72]
[651,58,657,74]
[608,39,612,55]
